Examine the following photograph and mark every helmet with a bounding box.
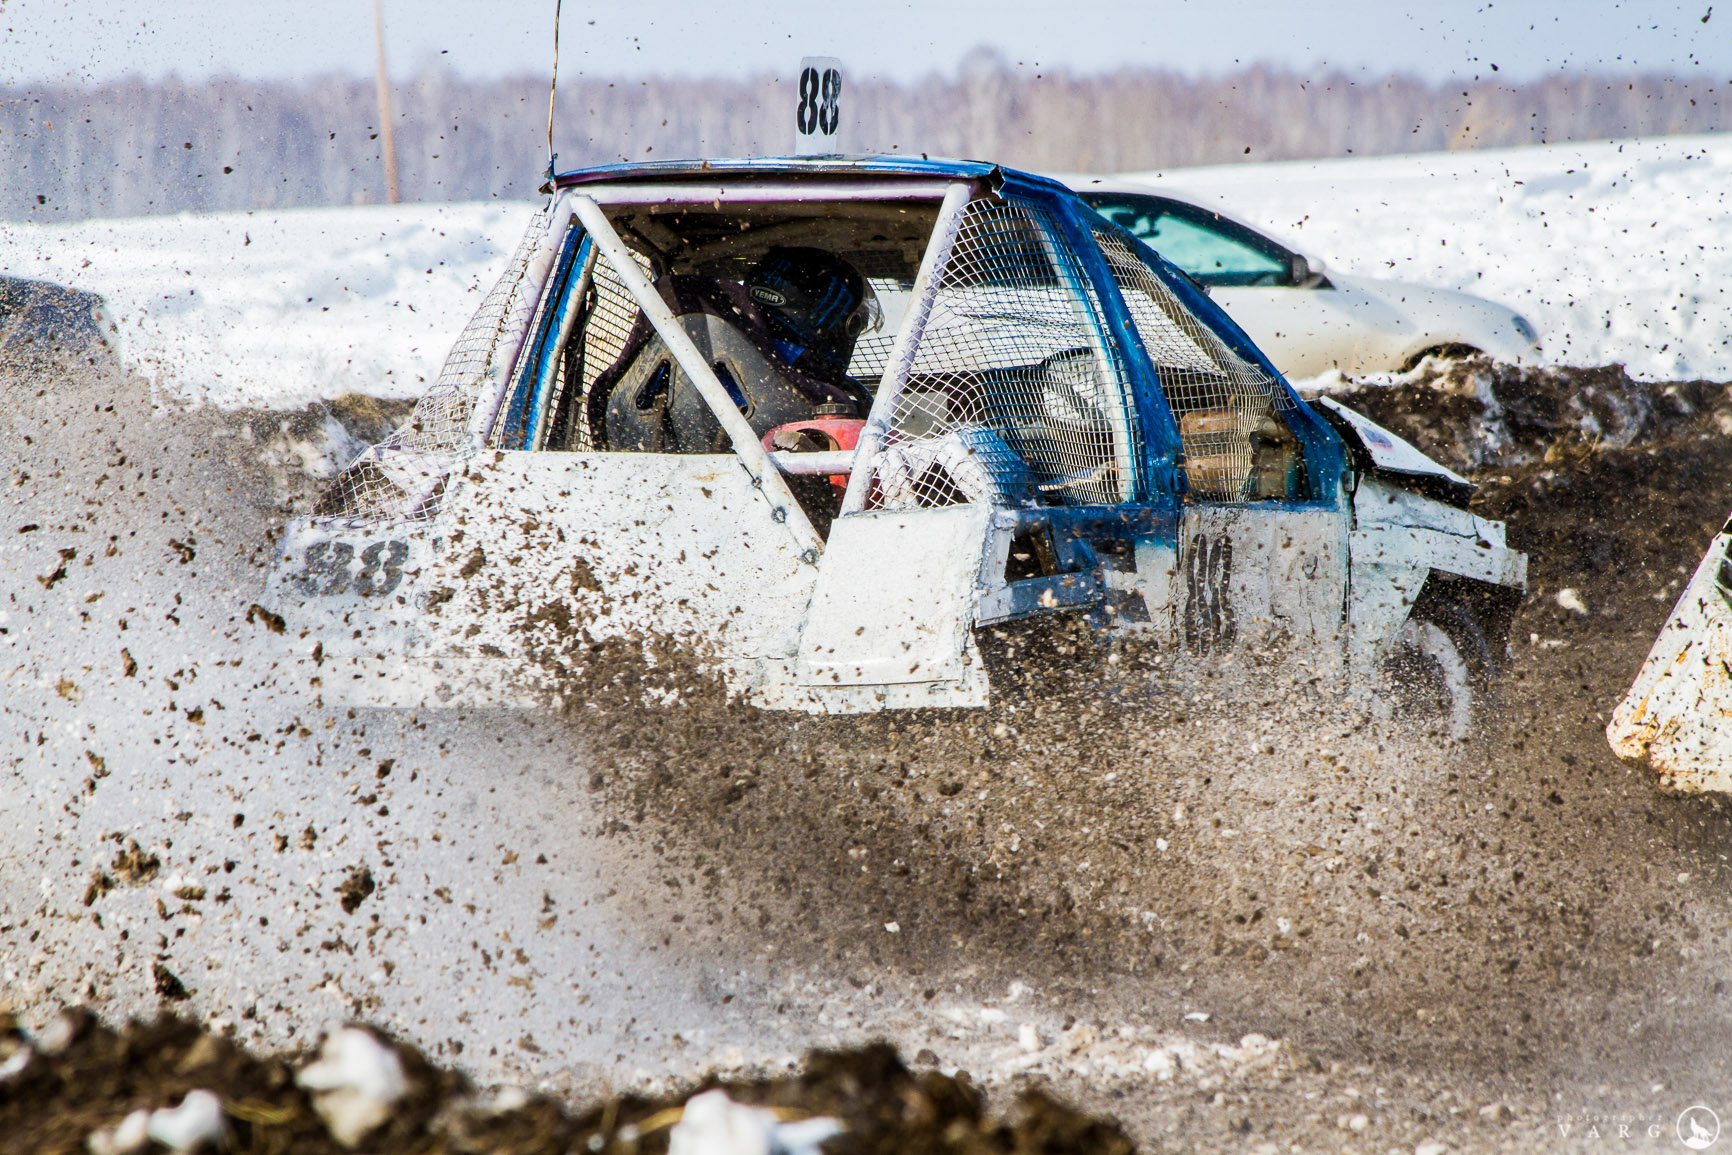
[744,247,880,379]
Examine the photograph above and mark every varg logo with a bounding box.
[1680,1106,1721,1150]
[1554,1107,1720,1145]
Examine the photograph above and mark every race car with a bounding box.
[1064,177,1541,379]
[268,156,1525,727]
[1608,513,1732,791]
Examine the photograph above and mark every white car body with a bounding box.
[1608,511,1732,793]
[266,157,1525,725]
[1064,176,1541,379]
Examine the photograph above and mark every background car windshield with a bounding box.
[1084,194,1291,287]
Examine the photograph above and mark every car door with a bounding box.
[1090,226,1349,673]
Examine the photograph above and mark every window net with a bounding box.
[311,207,557,522]
[491,242,653,453]
[1094,229,1293,501]
[864,198,1138,511]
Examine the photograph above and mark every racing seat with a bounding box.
[585,276,866,454]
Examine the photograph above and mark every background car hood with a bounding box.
[1314,272,1540,364]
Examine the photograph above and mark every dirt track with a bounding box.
[5,355,1732,1151]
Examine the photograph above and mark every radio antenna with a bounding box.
[543,0,563,191]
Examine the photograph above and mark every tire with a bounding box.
[1384,594,1500,742]
[1386,617,1474,740]
[1400,343,1481,372]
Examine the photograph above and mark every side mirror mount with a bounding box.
[1289,253,1325,288]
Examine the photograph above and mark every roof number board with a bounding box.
[795,57,842,155]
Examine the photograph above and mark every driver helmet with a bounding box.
[745,247,881,379]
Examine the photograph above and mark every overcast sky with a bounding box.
[0,0,1725,86]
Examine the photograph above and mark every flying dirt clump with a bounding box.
[337,866,376,914]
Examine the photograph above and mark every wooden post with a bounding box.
[371,0,400,204]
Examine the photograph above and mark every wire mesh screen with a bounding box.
[865,199,1137,510]
[1094,229,1292,501]
[312,208,557,522]
[848,334,898,381]
[555,246,651,451]
[841,276,911,380]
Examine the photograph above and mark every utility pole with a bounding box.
[371,0,400,204]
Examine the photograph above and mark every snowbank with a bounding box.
[0,132,1726,410]
[1141,132,1732,383]
[0,201,535,408]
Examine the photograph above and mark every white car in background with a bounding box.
[1066,177,1540,380]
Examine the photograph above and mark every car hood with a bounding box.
[1311,396,1475,505]
[1322,272,1540,362]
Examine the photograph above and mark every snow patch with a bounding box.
[0,202,535,409]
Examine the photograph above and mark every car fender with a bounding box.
[1327,274,1539,367]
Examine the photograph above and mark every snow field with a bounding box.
[0,201,535,408]
[0,132,1726,410]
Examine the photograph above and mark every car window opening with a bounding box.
[1082,192,1297,288]
[1093,229,1307,502]
[521,200,938,456]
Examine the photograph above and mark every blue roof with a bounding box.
[552,154,1071,196]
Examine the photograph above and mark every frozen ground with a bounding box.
[0,132,1727,412]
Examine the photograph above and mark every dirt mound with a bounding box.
[1315,356,1730,469]
[0,1011,1131,1155]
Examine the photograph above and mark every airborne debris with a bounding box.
[245,603,285,634]
[153,963,190,1001]
[337,866,376,914]
[110,839,161,884]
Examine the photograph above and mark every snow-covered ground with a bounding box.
[0,201,535,408]
[0,132,1726,409]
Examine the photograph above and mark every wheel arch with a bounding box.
[1406,569,1523,679]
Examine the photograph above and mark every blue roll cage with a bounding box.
[504,156,1347,520]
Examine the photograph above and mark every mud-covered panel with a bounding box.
[797,505,992,688]
[423,452,817,663]
[1179,507,1347,666]
[270,452,819,706]
[1609,524,1732,791]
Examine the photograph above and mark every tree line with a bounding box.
[2,57,1726,221]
